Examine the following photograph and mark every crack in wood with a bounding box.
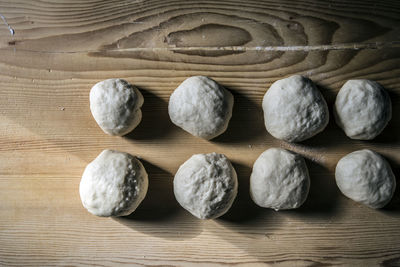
[2,42,400,54]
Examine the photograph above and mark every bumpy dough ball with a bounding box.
[250,148,310,210]
[334,80,392,140]
[168,76,234,140]
[335,149,396,209]
[90,78,144,136]
[173,152,238,219]
[262,75,329,142]
[79,150,148,217]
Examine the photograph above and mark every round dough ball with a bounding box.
[335,149,396,209]
[168,76,234,140]
[262,75,329,142]
[79,150,148,217]
[90,78,144,136]
[250,148,310,210]
[334,79,392,140]
[173,152,238,219]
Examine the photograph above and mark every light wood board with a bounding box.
[0,0,400,266]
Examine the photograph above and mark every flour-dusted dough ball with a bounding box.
[335,149,396,209]
[168,76,234,140]
[334,80,392,140]
[90,78,144,136]
[79,150,148,217]
[250,148,310,210]
[262,75,329,142]
[173,152,238,219]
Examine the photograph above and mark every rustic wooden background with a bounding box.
[0,0,399,266]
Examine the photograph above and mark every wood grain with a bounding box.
[0,0,400,266]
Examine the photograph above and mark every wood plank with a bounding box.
[0,0,399,266]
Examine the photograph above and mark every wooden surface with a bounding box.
[1,0,400,266]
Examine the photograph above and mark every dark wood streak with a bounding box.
[165,23,251,56]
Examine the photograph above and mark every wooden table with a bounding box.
[1,1,399,266]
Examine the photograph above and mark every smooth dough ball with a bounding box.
[250,148,310,210]
[79,150,148,217]
[335,149,396,209]
[334,79,392,140]
[90,78,144,136]
[173,152,238,219]
[168,76,234,140]
[262,75,329,142]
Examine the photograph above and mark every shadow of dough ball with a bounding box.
[334,80,392,140]
[335,149,396,209]
[79,150,148,217]
[168,76,234,140]
[263,75,329,142]
[90,78,144,136]
[173,152,238,219]
[250,148,310,210]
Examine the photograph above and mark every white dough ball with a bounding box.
[334,80,392,140]
[250,148,310,210]
[335,149,396,209]
[262,75,329,142]
[173,152,238,219]
[79,150,148,217]
[168,76,234,140]
[90,78,144,136]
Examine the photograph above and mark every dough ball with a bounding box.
[173,152,238,219]
[334,79,392,140]
[335,149,396,209]
[250,148,310,210]
[262,75,329,142]
[79,150,148,217]
[90,78,144,136]
[168,76,234,140]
